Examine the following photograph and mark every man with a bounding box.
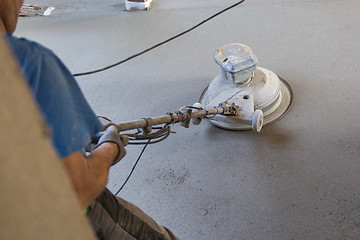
[0,0,178,239]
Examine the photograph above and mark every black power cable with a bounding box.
[73,0,246,77]
[115,125,172,194]
[115,139,150,195]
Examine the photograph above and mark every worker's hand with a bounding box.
[94,125,128,165]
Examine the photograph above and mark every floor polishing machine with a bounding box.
[110,43,293,143]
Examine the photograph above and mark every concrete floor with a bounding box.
[16,0,360,239]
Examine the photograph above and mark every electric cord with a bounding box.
[115,139,151,195]
[73,0,246,77]
[115,124,172,194]
[126,126,172,145]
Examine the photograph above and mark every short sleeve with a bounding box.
[5,34,104,158]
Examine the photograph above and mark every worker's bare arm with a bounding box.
[61,142,118,209]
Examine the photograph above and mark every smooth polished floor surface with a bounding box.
[16,0,360,239]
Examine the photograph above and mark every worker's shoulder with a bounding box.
[5,34,56,65]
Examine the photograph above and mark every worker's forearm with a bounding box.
[62,143,118,209]
[84,143,118,203]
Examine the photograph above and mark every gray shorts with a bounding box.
[87,188,179,240]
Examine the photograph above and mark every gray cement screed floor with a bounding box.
[16,0,360,239]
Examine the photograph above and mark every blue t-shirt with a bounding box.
[5,34,103,158]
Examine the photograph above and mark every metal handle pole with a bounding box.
[115,106,230,132]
